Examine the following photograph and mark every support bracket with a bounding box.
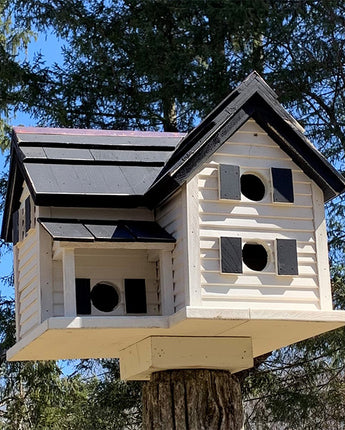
[119,336,253,380]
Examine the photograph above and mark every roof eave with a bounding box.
[1,138,24,242]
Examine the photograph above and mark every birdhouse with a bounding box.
[3,72,345,380]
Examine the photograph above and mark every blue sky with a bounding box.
[14,29,64,127]
[0,30,64,298]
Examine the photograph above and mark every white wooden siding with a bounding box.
[74,249,160,315]
[197,119,325,311]
[156,190,186,312]
[16,229,40,339]
[14,186,53,338]
[39,206,154,221]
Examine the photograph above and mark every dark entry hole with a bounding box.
[91,282,119,312]
[241,174,265,201]
[242,243,268,271]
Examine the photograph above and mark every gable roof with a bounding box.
[146,72,345,206]
[2,72,345,242]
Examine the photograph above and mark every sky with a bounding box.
[0,31,64,298]
[14,30,64,127]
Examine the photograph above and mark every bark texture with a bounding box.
[142,369,243,430]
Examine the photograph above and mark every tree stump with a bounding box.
[142,369,243,430]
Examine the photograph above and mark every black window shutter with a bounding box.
[276,239,298,275]
[220,237,243,273]
[125,279,147,313]
[219,164,241,200]
[271,168,294,203]
[25,197,31,232]
[12,210,19,245]
[76,278,91,315]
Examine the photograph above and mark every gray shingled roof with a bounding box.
[14,128,184,200]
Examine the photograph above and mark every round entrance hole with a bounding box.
[91,282,119,313]
[240,174,265,201]
[242,243,268,271]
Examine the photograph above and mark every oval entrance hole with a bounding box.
[241,174,265,201]
[91,282,119,312]
[242,243,268,271]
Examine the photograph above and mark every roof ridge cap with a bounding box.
[12,126,186,138]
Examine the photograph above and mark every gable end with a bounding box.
[148,74,345,206]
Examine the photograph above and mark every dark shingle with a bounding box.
[38,219,176,243]
[39,220,94,241]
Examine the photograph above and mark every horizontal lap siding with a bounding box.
[156,191,186,312]
[48,206,154,221]
[16,230,40,338]
[198,119,320,310]
[75,249,159,315]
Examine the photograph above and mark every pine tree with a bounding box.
[0,0,37,149]
[1,0,345,428]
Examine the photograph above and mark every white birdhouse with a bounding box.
[3,72,345,380]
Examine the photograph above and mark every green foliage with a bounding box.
[0,0,36,150]
[243,329,345,429]
[77,360,142,429]
[2,360,141,430]
[0,0,345,428]
[0,300,142,429]
[10,0,345,156]
[0,359,142,429]
[11,0,271,131]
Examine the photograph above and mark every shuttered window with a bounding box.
[219,164,241,200]
[220,237,298,275]
[12,210,19,245]
[276,239,298,275]
[25,197,31,232]
[75,278,91,315]
[220,237,243,273]
[219,165,294,203]
[271,168,294,203]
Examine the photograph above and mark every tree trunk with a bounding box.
[142,369,243,430]
[162,97,178,132]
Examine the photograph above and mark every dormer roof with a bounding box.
[2,72,345,242]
